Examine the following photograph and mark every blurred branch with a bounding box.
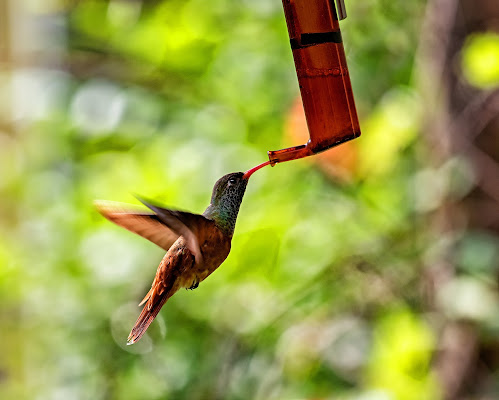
[466,144,499,204]
[450,89,499,203]
[434,321,478,400]
[417,0,499,398]
[451,89,499,141]
[0,0,10,64]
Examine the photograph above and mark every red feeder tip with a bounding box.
[242,161,271,180]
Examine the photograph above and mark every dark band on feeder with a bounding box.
[290,31,343,49]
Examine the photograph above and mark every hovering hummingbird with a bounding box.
[95,162,269,345]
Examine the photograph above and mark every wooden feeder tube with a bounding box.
[268,0,361,165]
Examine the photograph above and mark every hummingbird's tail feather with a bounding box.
[128,241,196,345]
[127,277,178,345]
[138,289,152,307]
[127,293,171,345]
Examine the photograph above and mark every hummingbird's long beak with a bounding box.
[242,161,271,180]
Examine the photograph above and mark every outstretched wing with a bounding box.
[136,196,215,266]
[95,200,180,251]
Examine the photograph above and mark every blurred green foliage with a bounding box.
[1,1,498,400]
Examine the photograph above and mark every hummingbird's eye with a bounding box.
[228,178,236,185]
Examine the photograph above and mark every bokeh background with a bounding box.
[1,0,499,399]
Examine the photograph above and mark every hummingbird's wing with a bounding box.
[136,197,214,266]
[94,200,180,251]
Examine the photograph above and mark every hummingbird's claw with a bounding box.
[187,277,199,290]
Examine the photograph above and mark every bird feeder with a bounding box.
[268,0,361,165]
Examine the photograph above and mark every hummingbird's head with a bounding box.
[206,172,248,234]
[211,172,248,209]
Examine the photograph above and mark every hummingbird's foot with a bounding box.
[187,277,199,290]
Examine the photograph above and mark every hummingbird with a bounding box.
[95,162,269,345]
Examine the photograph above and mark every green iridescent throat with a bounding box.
[204,197,242,235]
[203,177,247,236]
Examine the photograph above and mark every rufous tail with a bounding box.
[127,282,176,345]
